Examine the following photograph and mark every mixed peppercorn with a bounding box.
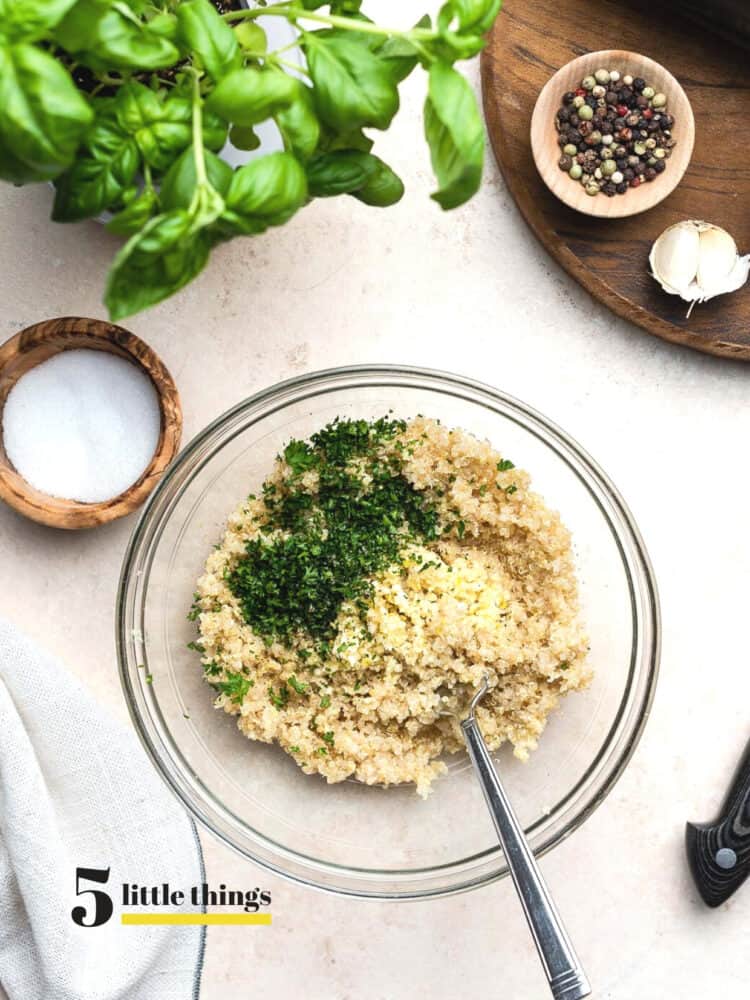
[555,68,675,197]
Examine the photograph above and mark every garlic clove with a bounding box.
[649,220,750,314]
[696,226,740,294]
[699,253,750,303]
[649,222,700,296]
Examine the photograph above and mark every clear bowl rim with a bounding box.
[116,364,661,900]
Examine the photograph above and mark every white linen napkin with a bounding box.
[0,618,205,1000]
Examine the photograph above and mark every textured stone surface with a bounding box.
[1,6,749,995]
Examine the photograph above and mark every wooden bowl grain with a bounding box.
[530,49,695,219]
[0,317,182,530]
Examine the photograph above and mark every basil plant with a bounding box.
[0,0,502,320]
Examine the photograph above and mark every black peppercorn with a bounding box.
[634,162,646,176]
[636,95,648,108]
[558,154,573,171]
[557,134,569,148]
[603,181,617,196]
[605,90,618,104]
[600,121,613,135]
[569,113,580,127]
[633,77,645,92]
[654,160,666,173]
[618,87,633,102]
[645,167,657,181]
[646,120,659,132]
[613,116,626,128]
[563,91,576,104]
[623,167,635,180]
[557,107,571,123]
[661,114,673,128]
[616,158,628,170]
[615,181,628,194]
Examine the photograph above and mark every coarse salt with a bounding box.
[2,349,161,504]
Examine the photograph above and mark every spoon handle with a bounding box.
[461,716,591,1000]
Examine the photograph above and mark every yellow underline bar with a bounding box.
[122,913,272,926]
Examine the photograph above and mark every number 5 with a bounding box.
[71,867,113,927]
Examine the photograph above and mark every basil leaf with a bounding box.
[56,0,180,71]
[306,150,374,197]
[105,210,211,321]
[353,157,404,207]
[377,35,421,84]
[52,120,140,221]
[0,43,93,183]
[106,185,159,236]
[304,32,399,132]
[220,152,307,235]
[116,84,227,171]
[275,84,320,162]
[229,125,261,152]
[307,150,403,206]
[450,0,502,33]
[176,0,242,82]
[207,67,298,127]
[160,146,233,211]
[0,0,79,42]
[423,62,483,209]
[234,21,266,53]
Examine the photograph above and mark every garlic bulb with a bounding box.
[649,221,750,316]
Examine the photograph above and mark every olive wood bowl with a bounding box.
[0,317,182,530]
[530,49,695,219]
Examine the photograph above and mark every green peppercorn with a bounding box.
[600,147,614,160]
[642,86,655,99]
[654,147,666,159]
[569,163,583,180]
[578,104,593,121]
[585,181,599,196]
[601,159,617,176]
[573,95,585,109]
[645,138,657,150]
[582,75,596,91]
[589,129,602,144]
[594,68,610,84]
[634,141,647,155]
[651,93,667,108]
[563,143,578,156]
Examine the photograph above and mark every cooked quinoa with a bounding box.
[192,416,590,797]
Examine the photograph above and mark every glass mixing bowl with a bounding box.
[117,366,660,899]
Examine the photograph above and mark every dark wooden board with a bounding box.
[481,0,750,361]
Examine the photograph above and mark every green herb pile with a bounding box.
[0,0,502,320]
[227,416,440,650]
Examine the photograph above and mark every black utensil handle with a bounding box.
[686,738,750,907]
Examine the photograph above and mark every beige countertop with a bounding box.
[1,8,749,994]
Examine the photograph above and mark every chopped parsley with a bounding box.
[289,745,301,753]
[319,694,331,709]
[228,418,440,652]
[505,484,518,495]
[288,675,308,696]
[214,673,253,704]
[322,730,335,746]
[268,684,290,710]
[497,459,515,472]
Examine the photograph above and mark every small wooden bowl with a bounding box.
[0,317,182,530]
[530,49,695,219]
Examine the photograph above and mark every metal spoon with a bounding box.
[460,677,591,1000]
